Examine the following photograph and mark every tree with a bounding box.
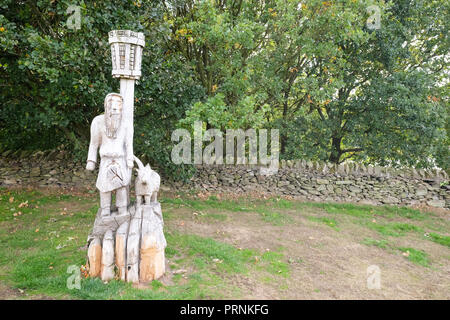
[166,0,275,132]
[170,0,449,169]
[257,0,449,168]
[0,0,203,178]
[1,0,448,175]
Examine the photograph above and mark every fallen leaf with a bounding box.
[9,197,14,203]
[18,201,28,208]
[35,228,39,233]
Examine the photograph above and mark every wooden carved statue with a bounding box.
[86,93,133,217]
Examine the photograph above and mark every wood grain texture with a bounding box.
[101,230,115,282]
[126,205,142,283]
[88,237,102,278]
[87,202,166,283]
[115,221,129,281]
[139,203,166,282]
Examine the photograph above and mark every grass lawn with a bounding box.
[0,187,449,299]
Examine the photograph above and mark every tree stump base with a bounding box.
[87,202,166,283]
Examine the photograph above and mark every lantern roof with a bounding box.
[108,30,145,47]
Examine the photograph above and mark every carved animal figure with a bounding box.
[134,156,160,205]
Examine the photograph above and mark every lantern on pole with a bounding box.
[108,30,145,168]
[108,30,145,80]
[85,30,166,284]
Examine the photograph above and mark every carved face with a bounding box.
[104,93,124,139]
[109,96,123,115]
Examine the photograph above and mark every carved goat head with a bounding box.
[134,155,152,185]
[137,164,152,185]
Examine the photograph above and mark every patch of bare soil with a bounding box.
[0,283,21,300]
[166,206,450,300]
[0,282,57,300]
[410,203,449,220]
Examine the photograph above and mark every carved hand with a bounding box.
[127,159,134,168]
[86,161,96,171]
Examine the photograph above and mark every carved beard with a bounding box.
[105,112,122,139]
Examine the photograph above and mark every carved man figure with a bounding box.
[86,93,133,217]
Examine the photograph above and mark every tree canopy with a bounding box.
[0,0,448,177]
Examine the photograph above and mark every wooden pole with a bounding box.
[120,78,135,138]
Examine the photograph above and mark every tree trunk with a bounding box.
[329,136,342,164]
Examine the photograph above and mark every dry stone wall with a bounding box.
[184,161,449,208]
[0,149,98,188]
[1,150,449,208]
